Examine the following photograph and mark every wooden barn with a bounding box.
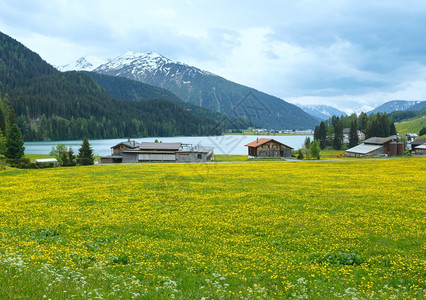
[346,136,401,157]
[245,138,293,158]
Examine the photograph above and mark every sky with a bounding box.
[1,0,426,113]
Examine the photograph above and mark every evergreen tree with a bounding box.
[349,119,359,148]
[358,112,368,130]
[8,108,16,127]
[297,149,304,160]
[318,121,327,149]
[0,107,6,135]
[0,131,6,155]
[77,137,94,165]
[60,147,76,166]
[389,122,397,136]
[420,126,426,136]
[310,140,321,159]
[5,124,25,159]
[333,121,343,150]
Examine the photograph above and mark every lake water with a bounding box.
[24,135,313,156]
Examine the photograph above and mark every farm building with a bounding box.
[345,136,403,157]
[245,138,293,158]
[99,140,214,163]
[409,139,426,151]
[413,143,426,155]
[33,158,59,166]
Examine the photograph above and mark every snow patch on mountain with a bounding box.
[57,56,109,72]
[368,100,425,114]
[92,51,214,81]
[298,104,348,120]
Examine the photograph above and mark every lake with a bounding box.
[24,135,313,156]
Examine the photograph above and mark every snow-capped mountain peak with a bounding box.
[57,55,109,72]
[91,51,214,83]
[95,51,173,74]
[297,104,348,120]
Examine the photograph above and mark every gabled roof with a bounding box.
[346,143,383,154]
[244,138,293,149]
[139,142,182,151]
[111,140,141,149]
[363,137,393,145]
[411,139,426,146]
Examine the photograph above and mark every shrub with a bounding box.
[309,251,363,266]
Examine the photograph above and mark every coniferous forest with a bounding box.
[314,112,397,150]
[0,31,246,141]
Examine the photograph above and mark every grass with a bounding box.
[0,158,425,298]
[395,115,426,135]
[213,154,248,161]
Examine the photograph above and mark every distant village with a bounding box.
[97,130,425,164]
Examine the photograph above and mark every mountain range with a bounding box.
[60,52,319,130]
[297,104,348,121]
[368,100,426,115]
[0,31,238,141]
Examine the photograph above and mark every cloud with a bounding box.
[1,0,426,112]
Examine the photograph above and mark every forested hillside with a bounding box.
[93,52,319,129]
[0,31,230,141]
[85,71,253,129]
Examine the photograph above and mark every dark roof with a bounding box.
[343,128,350,134]
[244,138,293,149]
[411,139,426,146]
[139,142,182,151]
[363,137,393,145]
[111,140,141,149]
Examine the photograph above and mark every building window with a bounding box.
[197,154,202,159]
[262,144,269,148]
[272,144,278,149]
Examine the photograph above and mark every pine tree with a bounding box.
[77,137,94,165]
[59,147,76,166]
[8,108,16,127]
[318,121,327,149]
[333,121,343,150]
[297,149,304,160]
[349,119,359,148]
[0,107,6,135]
[5,124,25,159]
[420,126,426,136]
[389,122,397,136]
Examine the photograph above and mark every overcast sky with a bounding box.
[1,0,426,113]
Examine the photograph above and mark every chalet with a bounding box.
[409,139,426,151]
[345,136,402,157]
[343,128,366,143]
[111,139,142,156]
[245,138,293,158]
[413,143,426,155]
[99,140,214,163]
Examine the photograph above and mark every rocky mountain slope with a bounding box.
[63,52,318,129]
